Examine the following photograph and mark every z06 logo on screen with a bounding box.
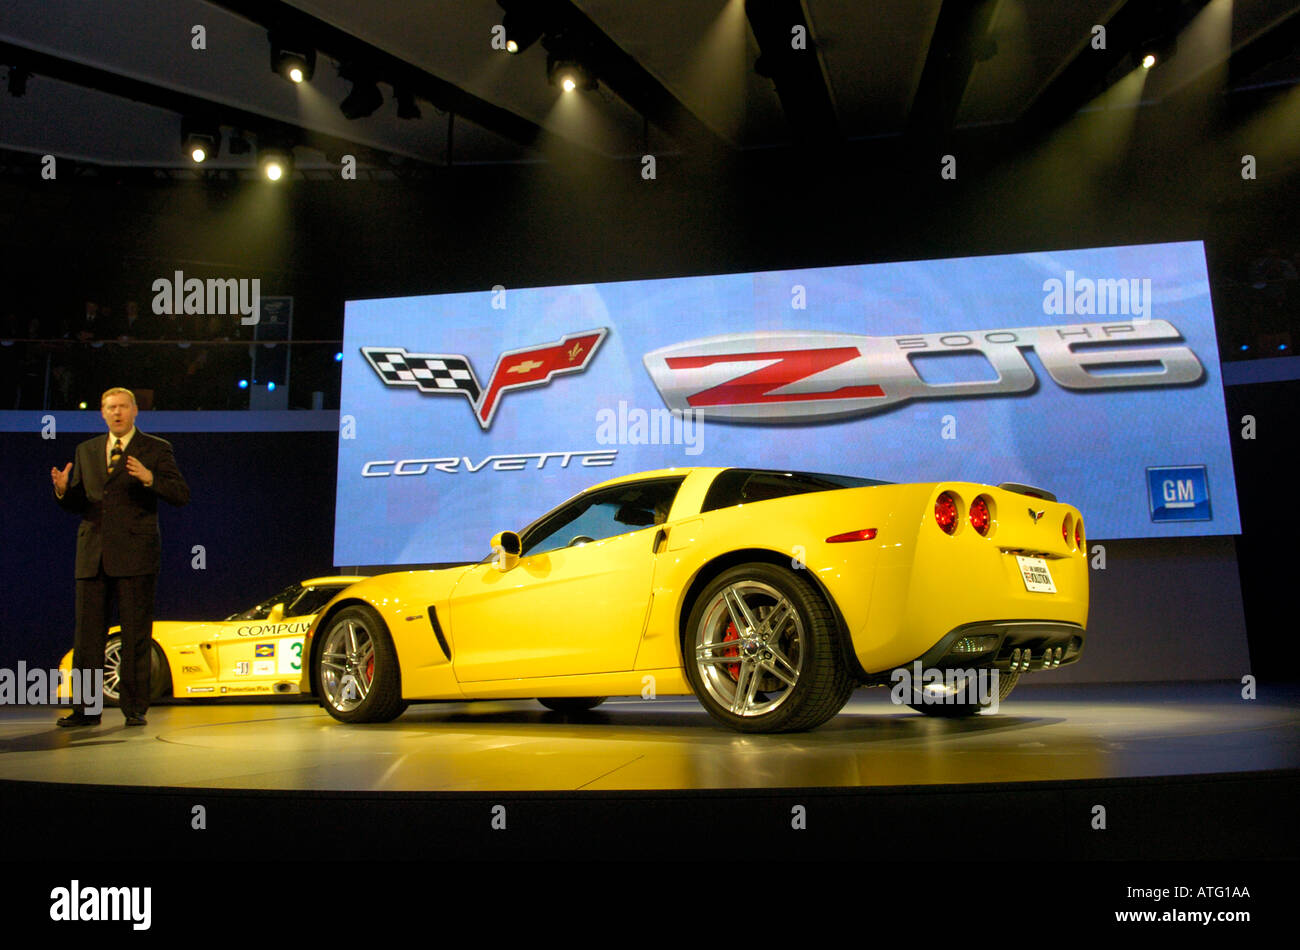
[362,328,607,429]
[643,321,1204,421]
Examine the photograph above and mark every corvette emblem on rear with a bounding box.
[362,328,607,429]
[1028,509,1044,524]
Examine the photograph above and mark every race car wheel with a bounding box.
[538,697,607,713]
[317,605,408,723]
[685,563,854,733]
[101,636,169,706]
[906,669,1019,717]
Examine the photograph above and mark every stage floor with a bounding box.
[1,681,1296,792]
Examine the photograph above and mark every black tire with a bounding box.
[683,562,854,733]
[315,605,408,723]
[906,670,1019,717]
[538,697,606,713]
[102,635,170,706]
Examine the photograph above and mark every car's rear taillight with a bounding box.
[1062,513,1073,547]
[935,492,958,535]
[969,496,990,536]
[1075,517,1084,550]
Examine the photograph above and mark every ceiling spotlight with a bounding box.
[186,135,215,163]
[1133,23,1177,74]
[394,87,421,120]
[339,63,383,119]
[501,6,544,55]
[546,55,596,93]
[6,67,29,97]
[182,119,219,164]
[269,34,316,84]
[259,147,293,181]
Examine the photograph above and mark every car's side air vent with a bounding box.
[428,606,451,660]
[997,482,1057,503]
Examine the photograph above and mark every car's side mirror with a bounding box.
[490,530,522,572]
[267,603,286,623]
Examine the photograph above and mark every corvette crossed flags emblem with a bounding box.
[361,328,607,429]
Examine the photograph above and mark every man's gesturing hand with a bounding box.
[51,463,72,495]
[125,455,154,487]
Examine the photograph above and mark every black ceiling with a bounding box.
[3,0,1298,177]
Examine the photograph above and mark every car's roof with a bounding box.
[300,575,368,587]
[581,467,724,493]
[580,467,885,494]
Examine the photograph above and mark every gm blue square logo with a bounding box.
[1147,465,1211,522]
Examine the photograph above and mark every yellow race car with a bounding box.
[59,576,364,703]
[304,468,1088,732]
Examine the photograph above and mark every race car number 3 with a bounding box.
[1016,555,1057,593]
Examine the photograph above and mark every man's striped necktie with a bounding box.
[109,438,123,474]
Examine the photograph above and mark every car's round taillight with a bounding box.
[935,492,959,535]
[1062,513,1073,547]
[1075,517,1084,550]
[970,496,990,536]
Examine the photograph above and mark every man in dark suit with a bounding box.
[50,387,190,726]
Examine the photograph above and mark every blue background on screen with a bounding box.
[337,241,1238,565]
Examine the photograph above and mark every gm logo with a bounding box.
[1146,465,1211,522]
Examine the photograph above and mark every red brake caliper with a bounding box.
[722,621,740,681]
[366,655,375,682]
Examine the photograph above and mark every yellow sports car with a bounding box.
[304,468,1088,732]
[59,576,364,703]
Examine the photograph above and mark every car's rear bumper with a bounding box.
[863,619,1085,683]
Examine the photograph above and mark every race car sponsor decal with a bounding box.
[643,320,1203,422]
[361,328,607,429]
[252,660,275,676]
[237,621,310,637]
[254,644,275,658]
[233,661,251,676]
[278,640,304,675]
[182,665,202,674]
[188,687,215,694]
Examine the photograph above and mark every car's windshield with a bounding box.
[227,585,301,621]
[224,583,345,621]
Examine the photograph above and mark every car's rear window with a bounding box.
[700,469,889,513]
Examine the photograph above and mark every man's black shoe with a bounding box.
[124,715,147,727]
[57,712,101,727]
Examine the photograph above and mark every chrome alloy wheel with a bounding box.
[694,580,804,717]
[102,638,122,702]
[320,618,376,713]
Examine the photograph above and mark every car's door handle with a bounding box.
[652,527,668,553]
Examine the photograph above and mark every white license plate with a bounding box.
[1016,555,1057,593]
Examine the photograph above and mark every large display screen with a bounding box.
[336,240,1238,566]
